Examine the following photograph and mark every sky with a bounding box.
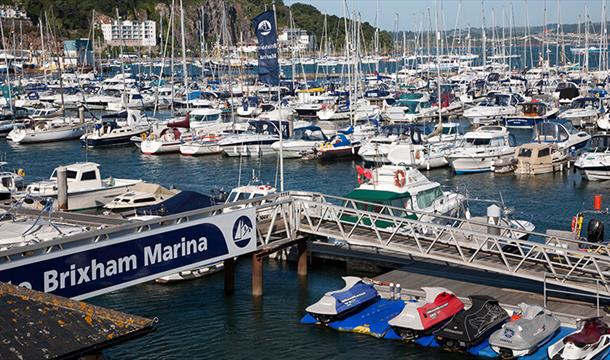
[284,0,608,31]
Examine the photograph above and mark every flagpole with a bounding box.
[272,1,284,192]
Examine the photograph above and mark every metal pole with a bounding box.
[272,1,284,192]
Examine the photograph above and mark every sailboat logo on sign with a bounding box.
[258,20,272,36]
[232,216,253,248]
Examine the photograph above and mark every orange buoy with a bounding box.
[594,194,603,211]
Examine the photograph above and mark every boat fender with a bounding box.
[16,168,25,177]
[394,169,406,188]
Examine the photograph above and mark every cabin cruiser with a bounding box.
[271,125,329,159]
[385,93,435,123]
[104,183,180,211]
[218,120,289,157]
[83,89,123,110]
[387,141,455,170]
[8,117,86,144]
[19,162,141,211]
[463,92,526,124]
[514,143,568,175]
[316,96,351,121]
[81,111,150,148]
[294,95,334,120]
[559,96,604,128]
[575,134,610,181]
[531,121,591,153]
[358,124,416,163]
[345,165,465,225]
[236,96,263,117]
[425,122,465,144]
[221,175,277,216]
[188,108,224,131]
[504,101,559,128]
[447,126,516,174]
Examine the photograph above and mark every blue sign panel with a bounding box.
[252,10,280,86]
[0,209,256,299]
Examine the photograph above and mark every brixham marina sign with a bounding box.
[0,209,256,300]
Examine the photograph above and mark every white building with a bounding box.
[0,6,27,19]
[101,20,156,47]
[278,28,316,52]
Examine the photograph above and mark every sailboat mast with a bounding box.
[179,0,188,112]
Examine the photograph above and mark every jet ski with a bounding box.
[547,317,610,360]
[388,287,464,341]
[305,276,379,323]
[435,295,509,351]
[489,303,561,358]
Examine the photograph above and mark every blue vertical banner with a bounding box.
[253,11,280,85]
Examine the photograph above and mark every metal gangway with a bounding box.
[2,191,610,299]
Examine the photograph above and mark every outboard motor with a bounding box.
[587,219,605,243]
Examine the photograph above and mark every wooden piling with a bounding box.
[297,241,308,276]
[252,253,263,296]
[56,166,68,210]
[223,258,235,295]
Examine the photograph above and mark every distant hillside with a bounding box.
[15,0,394,53]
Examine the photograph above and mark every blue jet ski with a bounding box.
[306,276,379,323]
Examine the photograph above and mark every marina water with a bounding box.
[0,122,605,359]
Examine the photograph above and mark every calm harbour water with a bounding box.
[0,123,606,359]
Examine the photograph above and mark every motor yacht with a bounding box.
[447,126,516,174]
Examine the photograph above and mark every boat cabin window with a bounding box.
[518,148,533,157]
[228,192,252,203]
[416,187,443,209]
[538,147,550,157]
[133,197,157,204]
[466,138,490,146]
[67,170,78,179]
[489,137,506,147]
[81,171,97,181]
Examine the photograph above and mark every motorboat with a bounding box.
[188,108,224,131]
[155,262,224,284]
[385,92,435,123]
[514,143,568,175]
[316,96,351,121]
[387,142,454,170]
[315,133,361,160]
[218,120,289,157]
[575,134,610,181]
[435,295,509,351]
[547,318,610,360]
[447,126,516,174]
[8,118,86,144]
[388,287,464,341]
[425,122,465,144]
[358,124,419,163]
[531,121,591,153]
[81,110,150,148]
[344,165,464,225]
[271,125,330,159]
[104,183,180,211]
[489,303,560,358]
[504,101,559,129]
[20,162,141,211]
[463,92,526,125]
[305,276,379,323]
[558,96,604,128]
[236,96,262,117]
[179,133,223,156]
[222,177,277,214]
[140,127,184,155]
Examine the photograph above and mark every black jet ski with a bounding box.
[489,303,561,358]
[435,295,509,351]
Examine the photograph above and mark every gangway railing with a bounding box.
[289,192,610,297]
[543,273,610,317]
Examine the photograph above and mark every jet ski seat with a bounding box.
[565,319,609,347]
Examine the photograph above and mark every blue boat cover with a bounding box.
[331,282,378,314]
[327,299,405,338]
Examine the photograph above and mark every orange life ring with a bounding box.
[394,169,406,188]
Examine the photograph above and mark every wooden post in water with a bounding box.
[223,257,235,295]
[56,167,68,210]
[297,241,308,276]
[252,253,263,296]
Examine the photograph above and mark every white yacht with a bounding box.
[219,120,288,157]
[463,92,526,124]
[531,121,591,153]
[447,126,516,174]
[81,111,150,148]
[104,183,180,211]
[0,162,24,200]
[271,125,330,158]
[20,162,141,211]
[575,134,610,180]
[558,96,604,128]
[387,142,454,170]
[358,124,414,163]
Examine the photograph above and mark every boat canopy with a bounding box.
[589,134,610,151]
